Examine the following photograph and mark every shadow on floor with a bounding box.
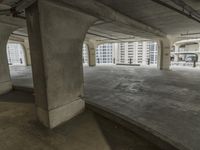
[0,90,163,150]
[0,90,34,103]
[94,113,161,150]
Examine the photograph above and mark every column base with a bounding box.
[160,68,170,71]
[89,64,96,67]
[0,81,12,95]
[159,65,171,71]
[36,99,85,128]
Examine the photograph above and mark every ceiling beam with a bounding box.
[151,0,200,24]
[46,0,166,38]
[15,0,36,12]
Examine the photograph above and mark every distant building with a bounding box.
[82,44,88,64]
[82,41,157,65]
[96,43,115,64]
[83,43,117,64]
[149,42,158,65]
[115,41,157,65]
[7,43,26,66]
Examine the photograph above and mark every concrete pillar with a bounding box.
[157,38,171,70]
[26,0,96,128]
[174,54,179,62]
[174,44,180,53]
[0,24,16,95]
[23,38,32,66]
[87,40,97,67]
[198,42,200,50]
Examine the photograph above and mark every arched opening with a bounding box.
[6,28,33,89]
[171,39,200,68]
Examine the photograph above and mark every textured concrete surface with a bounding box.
[9,65,200,150]
[84,66,200,150]
[0,24,17,95]
[0,91,161,150]
[26,1,97,128]
[87,40,97,67]
[10,66,33,88]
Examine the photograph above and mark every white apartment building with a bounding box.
[82,43,117,64]
[7,43,26,66]
[115,41,157,65]
[82,41,157,65]
[149,42,158,65]
[82,44,88,64]
[96,43,114,64]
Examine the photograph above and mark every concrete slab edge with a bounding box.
[86,101,189,150]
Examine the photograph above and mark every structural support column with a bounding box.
[23,38,32,66]
[0,24,16,95]
[26,0,96,128]
[157,38,171,70]
[87,40,97,67]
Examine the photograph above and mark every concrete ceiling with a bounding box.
[98,0,200,35]
[1,0,200,43]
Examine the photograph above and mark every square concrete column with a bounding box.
[0,24,17,95]
[22,38,32,66]
[87,40,98,67]
[26,0,96,128]
[157,38,171,70]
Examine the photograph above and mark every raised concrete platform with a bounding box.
[9,65,200,150]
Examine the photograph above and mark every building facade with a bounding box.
[83,43,117,64]
[7,43,26,66]
[82,41,157,65]
[96,43,113,64]
[115,41,157,65]
[82,44,88,64]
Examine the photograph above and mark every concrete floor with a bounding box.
[8,65,200,150]
[0,90,161,150]
[10,66,33,88]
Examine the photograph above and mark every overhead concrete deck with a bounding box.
[2,0,200,43]
[9,65,200,150]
